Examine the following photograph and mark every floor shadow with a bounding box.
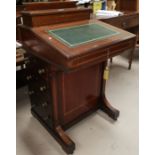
[110,63,129,70]
[16,86,31,111]
[20,117,65,155]
[97,110,117,124]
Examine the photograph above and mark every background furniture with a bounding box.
[97,11,139,69]
[92,0,139,69]
[116,0,139,11]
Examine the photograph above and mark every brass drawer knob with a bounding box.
[38,69,45,74]
[24,59,30,65]
[42,102,48,108]
[26,75,32,80]
[40,86,46,91]
[28,90,34,95]
[122,22,127,28]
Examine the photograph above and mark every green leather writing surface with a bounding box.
[48,23,119,47]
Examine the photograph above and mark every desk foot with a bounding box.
[100,96,120,120]
[54,126,75,154]
[31,108,75,154]
[128,62,132,70]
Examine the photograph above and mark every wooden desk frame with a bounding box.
[19,9,136,154]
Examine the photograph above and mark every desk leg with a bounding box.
[110,58,113,63]
[99,61,120,120]
[128,47,135,70]
[100,95,120,120]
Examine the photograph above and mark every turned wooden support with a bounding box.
[128,48,134,70]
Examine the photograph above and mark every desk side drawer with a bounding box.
[102,14,139,30]
[119,15,139,29]
[108,39,134,57]
[69,39,135,69]
[125,16,139,29]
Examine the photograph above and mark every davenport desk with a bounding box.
[19,9,136,154]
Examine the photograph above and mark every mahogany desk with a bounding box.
[95,11,139,69]
[19,9,136,154]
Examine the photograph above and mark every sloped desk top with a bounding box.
[20,19,136,70]
[47,23,119,47]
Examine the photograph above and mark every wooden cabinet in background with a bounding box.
[116,0,139,11]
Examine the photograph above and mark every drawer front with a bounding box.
[119,16,139,29]
[28,79,51,119]
[102,15,139,30]
[29,79,50,100]
[104,19,123,29]
[25,57,49,82]
[70,49,108,68]
[125,16,139,29]
[108,40,134,58]
[69,39,135,69]
[26,56,52,120]
[31,98,50,120]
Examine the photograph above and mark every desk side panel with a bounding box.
[56,64,102,126]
